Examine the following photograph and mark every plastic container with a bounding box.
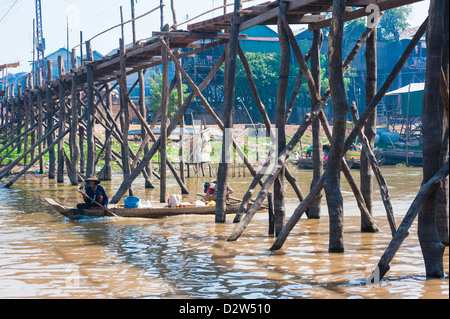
[124,196,141,208]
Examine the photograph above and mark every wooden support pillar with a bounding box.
[160,36,170,203]
[308,15,323,219]
[138,70,153,188]
[104,83,113,181]
[175,53,185,184]
[119,38,132,192]
[23,90,30,166]
[85,40,95,178]
[228,23,380,242]
[30,92,36,162]
[37,89,44,174]
[69,76,79,185]
[360,26,377,231]
[436,0,449,246]
[57,56,66,183]
[216,0,241,223]
[16,85,23,154]
[419,0,446,278]
[85,63,95,179]
[273,0,290,235]
[46,61,56,179]
[323,0,348,253]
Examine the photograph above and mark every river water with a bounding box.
[0,166,448,299]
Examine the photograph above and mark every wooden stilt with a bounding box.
[160,36,169,203]
[360,25,377,231]
[103,83,113,181]
[419,0,446,278]
[273,1,290,236]
[69,76,79,185]
[46,62,56,179]
[216,0,241,223]
[350,102,396,236]
[57,56,66,183]
[308,15,323,219]
[119,38,132,193]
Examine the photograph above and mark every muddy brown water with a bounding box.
[0,166,448,299]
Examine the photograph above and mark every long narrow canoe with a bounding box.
[44,198,250,219]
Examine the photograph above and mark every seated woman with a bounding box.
[203,181,217,202]
[77,175,108,210]
[203,179,234,202]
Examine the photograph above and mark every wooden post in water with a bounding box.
[85,41,95,179]
[104,82,113,181]
[308,14,323,219]
[160,34,170,203]
[119,37,132,195]
[323,0,348,253]
[46,61,56,179]
[69,76,79,185]
[57,56,66,183]
[419,0,446,278]
[37,75,44,174]
[436,0,449,246]
[216,0,241,223]
[360,25,377,231]
[273,0,289,235]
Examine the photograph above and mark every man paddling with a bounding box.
[77,175,108,211]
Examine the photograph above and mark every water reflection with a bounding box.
[0,166,448,298]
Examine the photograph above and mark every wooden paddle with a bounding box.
[78,184,120,217]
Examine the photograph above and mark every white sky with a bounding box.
[0,0,431,74]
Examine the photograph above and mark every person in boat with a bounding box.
[77,175,108,211]
[203,179,234,202]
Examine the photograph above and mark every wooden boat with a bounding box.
[377,148,423,166]
[45,198,253,220]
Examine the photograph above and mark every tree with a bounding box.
[147,71,189,120]
[378,6,413,42]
